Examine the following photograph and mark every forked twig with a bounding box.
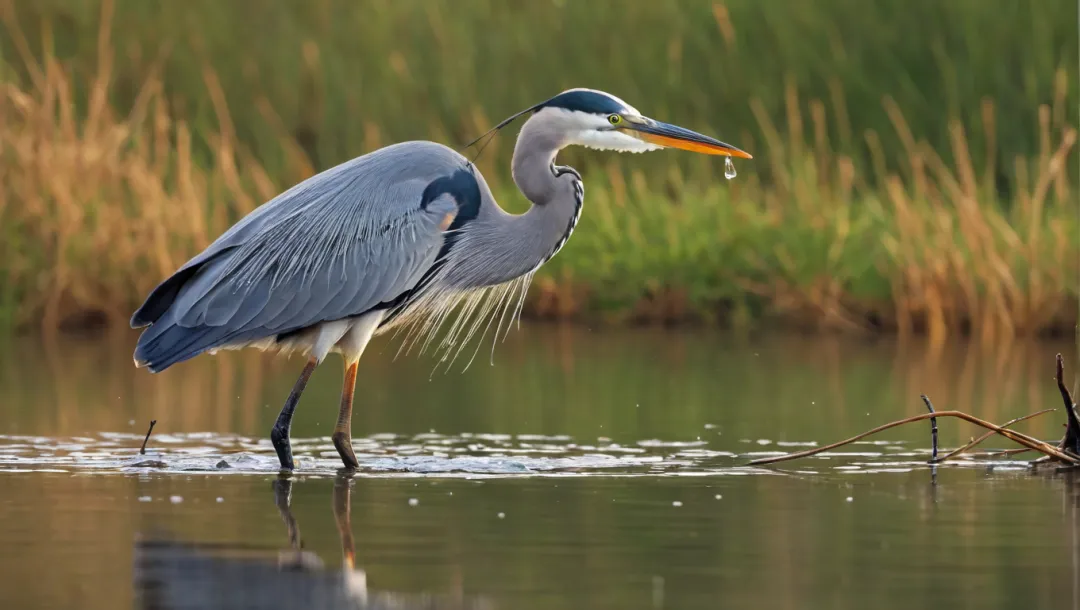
[934,409,1055,463]
[747,410,1078,466]
[749,355,1077,471]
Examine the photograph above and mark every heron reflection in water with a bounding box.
[133,476,492,610]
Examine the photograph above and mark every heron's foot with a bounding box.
[331,431,360,471]
[270,424,295,471]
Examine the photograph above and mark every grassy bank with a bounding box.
[0,1,1077,341]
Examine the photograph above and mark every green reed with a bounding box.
[5,0,1075,183]
[0,0,1076,339]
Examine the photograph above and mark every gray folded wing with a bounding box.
[131,141,474,371]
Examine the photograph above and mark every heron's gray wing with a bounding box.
[132,142,476,371]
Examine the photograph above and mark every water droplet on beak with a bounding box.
[724,156,737,180]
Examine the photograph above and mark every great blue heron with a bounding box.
[130,88,751,471]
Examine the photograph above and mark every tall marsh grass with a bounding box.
[0,2,295,334]
[6,0,1075,184]
[0,0,1076,340]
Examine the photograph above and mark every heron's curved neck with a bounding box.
[511,118,565,205]
[441,115,583,290]
[507,116,583,265]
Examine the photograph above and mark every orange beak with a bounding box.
[623,117,752,159]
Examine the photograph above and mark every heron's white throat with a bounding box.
[571,127,662,154]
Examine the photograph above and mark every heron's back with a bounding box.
[130,141,483,372]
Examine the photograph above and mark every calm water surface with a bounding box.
[0,326,1077,609]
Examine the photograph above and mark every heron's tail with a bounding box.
[133,304,272,372]
[133,315,218,373]
[130,248,260,372]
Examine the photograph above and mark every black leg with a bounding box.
[273,476,317,571]
[270,358,318,470]
[272,477,301,550]
[331,360,360,470]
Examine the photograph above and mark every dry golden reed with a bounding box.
[0,0,1075,344]
[0,0,291,336]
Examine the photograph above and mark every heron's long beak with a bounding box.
[623,117,752,159]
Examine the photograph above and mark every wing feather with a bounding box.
[132,141,474,371]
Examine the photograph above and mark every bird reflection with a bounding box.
[134,474,492,610]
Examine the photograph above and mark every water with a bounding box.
[0,327,1077,608]
[724,156,736,179]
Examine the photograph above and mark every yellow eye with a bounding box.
[607,114,622,125]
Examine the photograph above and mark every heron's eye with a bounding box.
[607,114,622,126]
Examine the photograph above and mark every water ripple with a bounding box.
[0,432,1027,478]
[0,431,760,478]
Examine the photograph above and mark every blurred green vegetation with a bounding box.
[0,0,1076,338]
[7,0,1076,184]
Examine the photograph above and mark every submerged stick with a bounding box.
[922,395,938,463]
[746,410,1078,466]
[985,447,1036,457]
[140,419,157,455]
[935,409,1055,463]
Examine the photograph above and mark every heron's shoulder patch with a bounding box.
[420,167,481,231]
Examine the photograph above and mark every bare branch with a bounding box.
[747,410,1077,466]
[935,409,1055,463]
[1056,354,1080,455]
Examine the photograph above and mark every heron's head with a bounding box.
[522,88,752,159]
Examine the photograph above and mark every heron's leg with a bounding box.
[329,312,383,470]
[272,477,302,550]
[270,358,319,470]
[333,473,357,569]
[331,359,361,470]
